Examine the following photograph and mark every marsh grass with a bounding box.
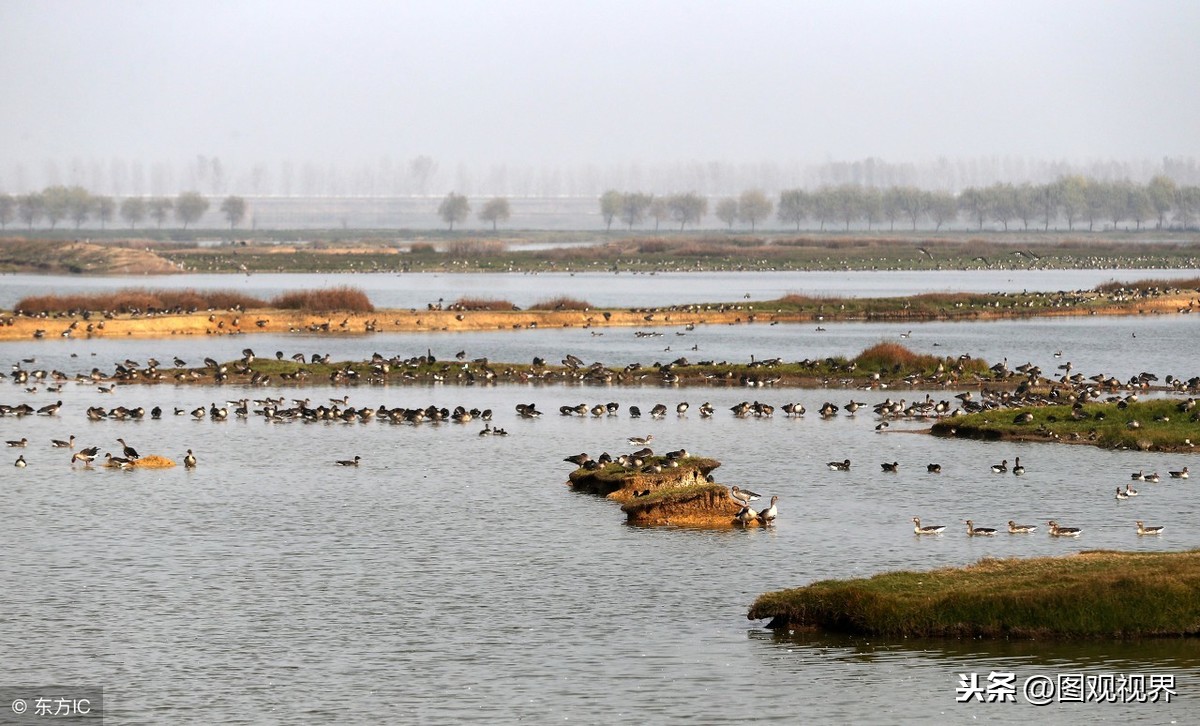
[748,550,1200,637]
[529,296,592,311]
[16,286,375,314]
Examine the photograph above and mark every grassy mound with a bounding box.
[133,455,177,468]
[932,399,1199,451]
[749,550,1200,638]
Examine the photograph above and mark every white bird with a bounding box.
[14,455,27,468]
[757,496,779,525]
[1115,486,1129,501]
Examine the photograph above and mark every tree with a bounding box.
[647,197,669,231]
[94,196,115,230]
[599,189,622,231]
[777,189,808,231]
[438,192,469,230]
[1147,175,1176,229]
[667,192,706,230]
[1126,184,1154,231]
[714,198,738,229]
[891,186,924,230]
[1056,175,1087,231]
[0,194,14,229]
[1035,183,1059,231]
[120,197,147,229]
[41,186,70,229]
[737,189,772,231]
[830,185,863,231]
[65,186,93,229]
[984,183,1017,232]
[1083,181,1108,231]
[619,192,653,231]
[220,195,247,229]
[859,188,882,231]
[175,191,209,229]
[147,197,173,228]
[958,187,987,230]
[1013,183,1037,231]
[925,191,958,231]
[478,197,511,231]
[17,193,45,229]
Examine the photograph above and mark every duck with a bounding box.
[990,459,1008,474]
[1011,457,1025,476]
[1135,520,1164,536]
[965,520,997,536]
[730,486,761,505]
[926,463,942,474]
[5,438,28,448]
[51,435,75,449]
[627,434,653,446]
[1048,520,1082,537]
[1169,467,1189,479]
[1115,486,1129,500]
[826,459,851,471]
[1007,520,1037,534]
[183,449,197,469]
[757,496,779,525]
[1131,470,1145,481]
[881,462,899,473]
[912,517,945,534]
[1124,483,1138,497]
[335,455,361,467]
[14,455,26,468]
[1144,472,1161,483]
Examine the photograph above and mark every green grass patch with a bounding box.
[749,550,1200,638]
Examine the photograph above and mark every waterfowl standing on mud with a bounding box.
[965,520,996,536]
[1007,520,1036,534]
[1136,521,1164,535]
[912,517,945,534]
[757,496,779,525]
[734,506,758,526]
[117,438,140,460]
[730,486,761,506]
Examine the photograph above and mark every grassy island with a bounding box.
[749,550,1200,638]
[932,399,1199,452]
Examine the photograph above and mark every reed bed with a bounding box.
[15,286,374,314]
[528,296,592,311]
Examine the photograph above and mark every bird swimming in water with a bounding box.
[1007,520,1036,534]
[14,455,26,468]
[912,517,945,534]
[183,449,197,469]
[1136,520,1164,535]
[336,456,361,467]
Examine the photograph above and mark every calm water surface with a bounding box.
[2,295,1200,723]
[2,267,1198,310]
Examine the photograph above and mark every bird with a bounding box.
[1169,467,1189,479]
[1011,457,1025,476]
[5,438,28,448]
[14,455,26,468]
[335,455,361,467]
[1136,520,1164,536]
[116,438,140,460]
[991,459,1008,474]
[827,459,851,471]
[1145,472,1161,483]
[1124,483,1138,497]
[757,496,779,525]
[183,449,197,469]
[627,434,653,446]
[881,462,899,473]
[1007,520,1037,534]
[734,506,759,526]
[730,486,761,505]
[563,453,590,467]
[1115,486,1129,500]
[912,517,945,534]
[51,435,75,449]
[965,520,996,536]
[926,463,942,474]
[1048,520,1082,537]
[1131,470,1145,481]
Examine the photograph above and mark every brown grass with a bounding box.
[451,297,517,311]
[529,296,592,311]
[445,239,507,256]
[409,242,436,253]
[1096,276,1200,293]
[15,288,266,314]
[269,287,374,312]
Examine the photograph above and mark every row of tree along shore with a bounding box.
[3,174,1200,233]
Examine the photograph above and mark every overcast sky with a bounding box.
[2,0,1198,172]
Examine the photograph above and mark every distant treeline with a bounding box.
[3,175,1199,233]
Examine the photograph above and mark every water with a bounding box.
[2,267,1197,310]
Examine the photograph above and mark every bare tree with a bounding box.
[175,191,210,229]
[438,192,470,231]
[737,189,772,231]
[715,198,738,229]
[120,197,147,229]
[478,197,511,231]
[599,189,622,231]
[220,195,247,229]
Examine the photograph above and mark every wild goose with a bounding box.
[1007,520,1037,534]
[1011,457,1025,476]
[1144,472,1161,483]
[627,434,653,446]
[757,496,779,525]
[1048,520,1082,537]
[912,517,945,534]
[116,438,140,460]
[730,486,761,506]
[965,520,997,536]
[1115,486,1129,500]
[335,455,361,467]
[881,462,899,473]
[14,455,26,468]
[734,506,759,526]
[827,459,851,471]
[1124,483,1138,497]
[183,449,197,469]
[991,459,1008,474]
[1169,467,1189,479]
[50,435,75,449]
[1135,520,1164,535]
[6,438,28,448]
[927,463,942,473]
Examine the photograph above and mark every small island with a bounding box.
[567,455,770,527]
[748,550,1200,638]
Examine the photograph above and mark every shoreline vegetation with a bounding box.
[748,550,1200,638]
[565,456,743,527]
[2,233,1200,275]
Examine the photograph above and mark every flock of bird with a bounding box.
[912,516,1164,538]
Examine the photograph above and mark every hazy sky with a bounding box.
[3,0,1198,170]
